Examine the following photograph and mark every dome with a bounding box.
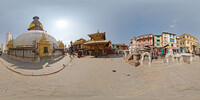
[14,30,59,49]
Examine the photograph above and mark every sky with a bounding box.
[0,0,200,47]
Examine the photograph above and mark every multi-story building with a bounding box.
[153,35,162,47]
[179,33,199,53]
[176,36,181,48]
[131,34,153,48]
[112,43,128,50]
[161,32,176,47]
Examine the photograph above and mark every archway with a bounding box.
[140,52,151,65]
[164,54,175,63]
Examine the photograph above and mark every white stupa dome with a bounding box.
[13,30,59,49]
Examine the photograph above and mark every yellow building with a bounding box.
[179,33,199,53]
[176,36,181,48]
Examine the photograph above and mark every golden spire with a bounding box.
[39,33,49,43]
[28,16,44,31]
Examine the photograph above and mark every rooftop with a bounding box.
[162,32,176,35]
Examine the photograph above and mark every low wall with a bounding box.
[8,54,64,63]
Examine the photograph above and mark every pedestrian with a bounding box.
[0,50,2,56]
[154,47,158,60]
[161,48,164,57]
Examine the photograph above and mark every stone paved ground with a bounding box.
[0,54,71,76]
[0,55,200,100]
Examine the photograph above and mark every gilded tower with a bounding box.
[28,16,44,31]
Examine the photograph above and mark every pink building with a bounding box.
[131,34,153,48]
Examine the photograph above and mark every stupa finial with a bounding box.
[28,16,44,31]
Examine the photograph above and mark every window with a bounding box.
[170,38,174,42]
[164,37,167,41]
[170,34,171,37]
[44,47,48,53]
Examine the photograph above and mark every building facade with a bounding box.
[112,43,128,54]
[130,32,199,53]
[179,33,198,53]
[153,35,162,47]
[176,36,181,48]
[131,34,153,48]
[161,32,176,48]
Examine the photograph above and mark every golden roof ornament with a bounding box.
[28,16,44,31]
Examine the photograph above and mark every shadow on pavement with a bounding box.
[89,54,124,59]
[0,54,65,70]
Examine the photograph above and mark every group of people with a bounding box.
[68,46,91,58]
[152,47,167,60]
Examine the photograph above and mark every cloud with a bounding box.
[172,18,181,23]
[169,18,181,28]
[169,24,176,28]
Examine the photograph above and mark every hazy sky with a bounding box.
[0,0,200,46]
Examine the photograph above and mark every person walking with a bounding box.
[161,48,164,57]
[154,47,158,60]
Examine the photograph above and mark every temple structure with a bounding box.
[7,16,65,62]
[84,30,112,56]
[72,38,88,50]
